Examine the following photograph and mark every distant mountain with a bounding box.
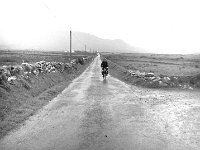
[0,31,140,53]
[71,32,138,53]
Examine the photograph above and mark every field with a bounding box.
[104,53,200,76]
[101,53,200,89]
[0,50,94,66]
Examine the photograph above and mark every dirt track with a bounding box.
[0,56,200,150]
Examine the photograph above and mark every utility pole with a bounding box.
[70,30,72,62]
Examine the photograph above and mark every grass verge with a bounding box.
[0,59,93,139]
[101,55,200,89]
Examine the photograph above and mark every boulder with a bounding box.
[153,76,161,82]
[135,70,145,78]
[148,76,156,80]
[159,81,168,87]
[7,76,17,82]
[145,72,155,77]
[161,76,171,84]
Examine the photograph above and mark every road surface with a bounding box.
[0,56,200,150]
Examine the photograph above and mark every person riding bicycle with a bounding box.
[101,58,108,76]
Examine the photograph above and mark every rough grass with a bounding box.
[104,53,200,76]
[0,63,92,139]
[0,50,94,66]
[101,54,200,89]
[0,51,95,139]
[19,79,32,90]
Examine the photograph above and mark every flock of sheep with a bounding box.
[0,57,88,84]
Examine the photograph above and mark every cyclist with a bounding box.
[101,58,108,78]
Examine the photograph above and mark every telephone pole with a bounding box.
[70,30,72,62]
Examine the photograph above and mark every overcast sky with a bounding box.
[0,0,200,54]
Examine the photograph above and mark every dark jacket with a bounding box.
[101,60,108,68]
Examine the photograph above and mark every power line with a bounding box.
[72,33,93,51]
[42,1,57,19]
[72,33,85,47]
[40,0,69,31]
[38,1,94,53]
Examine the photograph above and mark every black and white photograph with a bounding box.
[0,0,200,149]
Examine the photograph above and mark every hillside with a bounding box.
[71,32,138,53]
[0,31,139,53]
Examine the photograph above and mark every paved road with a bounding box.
[0,56,200,150]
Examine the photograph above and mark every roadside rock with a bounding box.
[127,69,194,89]
[161,76,171,84]
[145,72,155,77]
[159,81,168,87]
